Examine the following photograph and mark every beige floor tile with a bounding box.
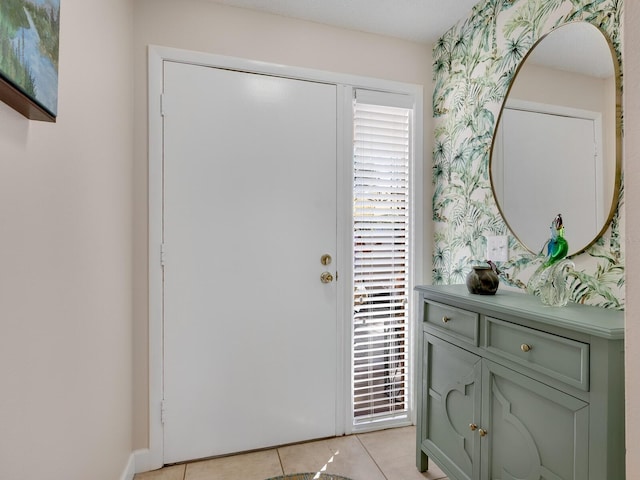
[357,426,447,480]
[134,464,186,480]
[134,426,449,480]
[184,449,283,480]
[278,435,385,480]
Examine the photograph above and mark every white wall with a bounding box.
[0,1,134,479]
[624,1,640,476]
[132,0,433,450]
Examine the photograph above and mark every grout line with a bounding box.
[276,447,286,476]
[355,433,388,480]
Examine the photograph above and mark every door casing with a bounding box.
[140,44,424,472]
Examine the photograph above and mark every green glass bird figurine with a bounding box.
[541,214,568,268]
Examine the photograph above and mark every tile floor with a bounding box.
[134,426,448,480]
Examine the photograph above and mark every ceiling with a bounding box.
[207,0,479,44]
[206,0,614,77]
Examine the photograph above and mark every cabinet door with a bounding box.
[482,360,589,480]
[422,333,482,480]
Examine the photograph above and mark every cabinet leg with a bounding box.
[417,449,429,472]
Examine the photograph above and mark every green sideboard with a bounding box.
[415,284,625,480]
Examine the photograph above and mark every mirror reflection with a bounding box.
[490,22,620,256]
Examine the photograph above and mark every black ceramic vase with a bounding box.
[466,264,499,295]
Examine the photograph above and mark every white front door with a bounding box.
[162,61,339,464]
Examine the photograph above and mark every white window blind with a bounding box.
[352,91,412,426]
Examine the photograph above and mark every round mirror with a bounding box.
[490,22,621,256]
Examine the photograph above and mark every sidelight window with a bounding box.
[352,90,413,428]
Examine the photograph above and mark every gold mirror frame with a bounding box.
[489,22,622,257]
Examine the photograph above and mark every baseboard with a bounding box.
[118,448,161,479]
[119,452,136,480]
[133,448,163,475]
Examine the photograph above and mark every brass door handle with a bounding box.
[320,272,334,284]
[469,423,478,431]
[479,428,488,437]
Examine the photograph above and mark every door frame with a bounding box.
[141,44,424,471]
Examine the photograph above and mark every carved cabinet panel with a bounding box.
[422,333,481,480]
[482,360,588,480]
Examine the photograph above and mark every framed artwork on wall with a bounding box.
[0,0,60,122]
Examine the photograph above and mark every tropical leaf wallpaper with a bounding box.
[432,0,624,309]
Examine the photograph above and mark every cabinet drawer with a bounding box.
[424,300,479,346]
[485,317,589,391]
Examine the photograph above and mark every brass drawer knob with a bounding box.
[442,316,450,323]
[520,343,532,352]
